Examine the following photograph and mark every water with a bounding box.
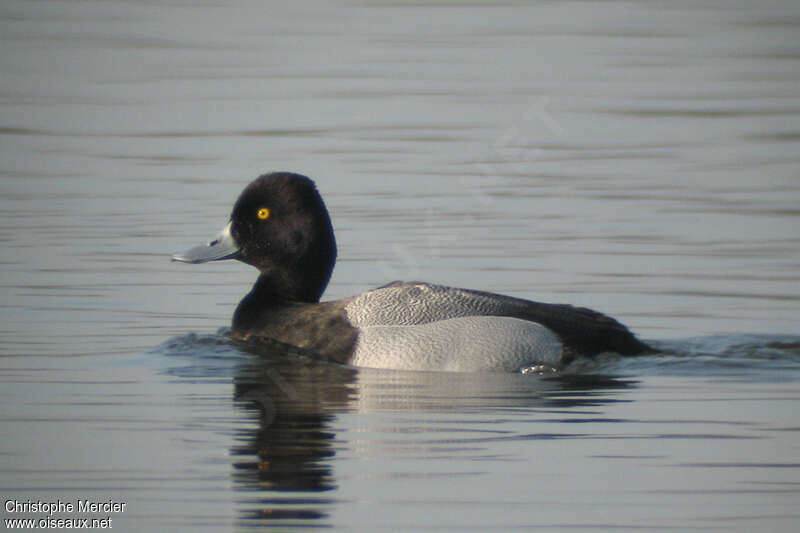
[2,0,800,531]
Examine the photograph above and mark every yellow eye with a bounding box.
[256,207,270,220]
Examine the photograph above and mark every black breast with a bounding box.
[231,296,358,364]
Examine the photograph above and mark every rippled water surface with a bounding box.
[2,0,799,531]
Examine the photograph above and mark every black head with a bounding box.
[231,172,336,301]
[173,172,336,302]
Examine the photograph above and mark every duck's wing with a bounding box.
[343,282,654,357]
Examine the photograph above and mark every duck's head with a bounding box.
[172,172,336,302]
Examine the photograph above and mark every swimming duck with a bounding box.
[173,172,654,372]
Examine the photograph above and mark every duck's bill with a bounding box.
[172,221,241,264]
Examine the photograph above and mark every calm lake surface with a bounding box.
[2,0,800,531]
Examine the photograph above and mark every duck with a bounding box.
[172,172,655,372]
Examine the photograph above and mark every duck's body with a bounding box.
[173,172,654,372]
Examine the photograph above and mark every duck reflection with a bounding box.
[231,342,356,523]
[228,339,637,525]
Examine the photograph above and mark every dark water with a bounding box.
[2,0,800,531]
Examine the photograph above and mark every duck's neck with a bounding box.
[250,264,328,303]
[232,263,331,331]
[231,274,298,333]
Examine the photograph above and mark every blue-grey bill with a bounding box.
[171,221,240,264]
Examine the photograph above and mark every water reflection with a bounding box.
[150,329,800,528]
[226,339,637,526]
[230,345,355,524]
